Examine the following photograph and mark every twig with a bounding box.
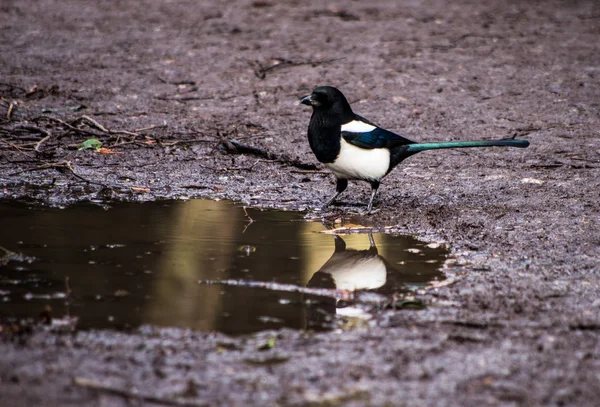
[530,163,563,169]
[74,116,139,137]
[228,140,273,158]
[0,138,34,156]
[0,245,14,255]
[34,134,51,151]
[242,206,255,233]
[10,160,108,187]
[0,125,51,152]
[74,115,109,133]
[200,279,354,301]
[14,124,51,137]
[156,76,197,86]
[6,101,15,121]
[73,377,209,407]
[222,139,318,170]
[65,276,71,298]
[242,206,254,222]
[217,131,236,152]
[35,115,152,139]
[35,116,99,137]
[63,161,107,185]
[135,123,168,132]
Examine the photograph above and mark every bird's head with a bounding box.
[300,86,353,119]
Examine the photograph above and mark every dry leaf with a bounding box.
[520,177,544,185]
[95,147,122,155]
[26,85,38,95]
[428,279,458,289]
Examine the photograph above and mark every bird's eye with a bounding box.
[313,93,329,106]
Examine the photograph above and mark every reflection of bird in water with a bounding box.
[305,233,405,331]
[308,234,386,292]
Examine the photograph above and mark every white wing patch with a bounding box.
[341,120,376,133]
[327,138,390,181]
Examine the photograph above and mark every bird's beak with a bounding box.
[300,94,313,106]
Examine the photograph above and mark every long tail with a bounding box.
[406,139,529,153]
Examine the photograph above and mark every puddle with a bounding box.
[0,200,448,334]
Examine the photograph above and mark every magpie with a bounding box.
[304,233,394,330]
[308,233,387,292]
[300,86,530,212]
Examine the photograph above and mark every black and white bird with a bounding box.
[300,86,530,212]
[308,234,387,293]
[304,233,392,330]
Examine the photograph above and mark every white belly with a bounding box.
[327,139,390,181]
[320,256,387,291]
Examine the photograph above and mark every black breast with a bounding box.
[307,112,341,164]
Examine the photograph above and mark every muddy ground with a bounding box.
[1,0,600,405]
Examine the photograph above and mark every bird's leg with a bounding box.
[366,181,380,213]
[324,178,348,208]
[368,233,376,248]
[367,233,379,254]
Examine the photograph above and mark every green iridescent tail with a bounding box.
[406,139,529,153]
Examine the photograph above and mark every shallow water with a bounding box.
[0,200,447,334]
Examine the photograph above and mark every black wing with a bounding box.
[341,115,415,149]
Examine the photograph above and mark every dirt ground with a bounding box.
[1,0,600,405]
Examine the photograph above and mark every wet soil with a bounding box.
[1,0,599,405]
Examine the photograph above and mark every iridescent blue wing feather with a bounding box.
[341,115,414,149]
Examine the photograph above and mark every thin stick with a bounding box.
[14,124,51,137]
[0,138,34,156]
[34,134,51,151]
[76,116,139,137]
[0,245,14,255]
[36,116,99,137]
[199,279,354,301]
[9,161,108,187]
[65,276,71,298]
[76,115,109,133]
[6,101,15,121]
[63,161,106,186]
[156,76,196,86]
[242,206,255,233]
[222,139,318,170]
[155,95,214,102]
